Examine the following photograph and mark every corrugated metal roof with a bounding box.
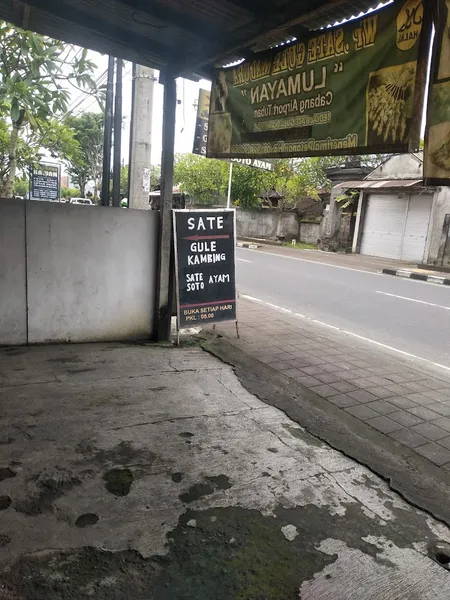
[335,180,423,189]
[0,0,384,78]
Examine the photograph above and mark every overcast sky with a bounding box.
[65,51,211,167]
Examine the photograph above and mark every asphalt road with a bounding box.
[236,248,450,369]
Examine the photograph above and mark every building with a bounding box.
[329,152,450,265]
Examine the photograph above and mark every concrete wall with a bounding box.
[426,187,450,264]
[299,221,320,244]
[0,199,27,345]
[0,201,159,345]
[236,209,299,240]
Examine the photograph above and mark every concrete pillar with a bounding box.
[128,64,154,210]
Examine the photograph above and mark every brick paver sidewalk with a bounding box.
[211,296,450,470]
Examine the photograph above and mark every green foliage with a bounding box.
[13,177,28,197]
[174,154,226,204]
[284,241,317,250]
[120,165,128,196]
[0,22,99,197]
[335,189,359,209]
[150,164,161,191]
[226,164,265,208]
[64,112,103,198]
[61,187,81,199]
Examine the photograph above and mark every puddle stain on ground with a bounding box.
[14,472,81,516]
[0,469,16,482]
[75,441,157,470]
[179,475,232,504]
[171,473,183,483]
[0,501,445,600]
[0,496,11,511]
[75,513,99,528]
[103,469,133,497]
[47,357,83,364]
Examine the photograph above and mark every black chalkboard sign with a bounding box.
[173,209,237,329]
[31,164,59,201]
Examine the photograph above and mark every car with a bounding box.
[69,197,94,205]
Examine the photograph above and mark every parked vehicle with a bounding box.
[69,197,93,205]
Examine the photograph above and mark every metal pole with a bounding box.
[227,162,233,209]
[155,72,177,342]
[101,55,115,206]
[112,58,123,207]
[126,63,137,208]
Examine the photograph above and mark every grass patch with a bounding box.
[283,241,317,250]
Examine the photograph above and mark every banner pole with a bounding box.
[226,162,233,209]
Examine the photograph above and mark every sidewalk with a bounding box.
[203,296,450,524]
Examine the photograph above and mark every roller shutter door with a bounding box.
[360,193,406,259]
[401,194,433,262]
[360,193,432,261]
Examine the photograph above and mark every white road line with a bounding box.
[240,293,450,373]
[237,258,252,263]
[376,291,450,310]
[237,248,446,288]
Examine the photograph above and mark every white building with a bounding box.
[330,152,450,265]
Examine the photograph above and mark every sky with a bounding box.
[64,51,211,167]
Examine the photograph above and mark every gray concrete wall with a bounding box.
[26,202,159,343]
[236,209,299,240]
[426,187,450,264]
[0,199,27,345]
[0,201,159,345]
[299,222,320,244]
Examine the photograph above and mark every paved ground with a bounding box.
[236,246,450,367]
[204,295,450,523]
[1,343,450,598]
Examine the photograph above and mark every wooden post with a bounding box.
[155,72,176,342]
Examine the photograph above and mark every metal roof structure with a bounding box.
[334,179,423,189]
[0,0,381,79]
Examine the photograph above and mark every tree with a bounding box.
[0,22,98,197]
[61,186,81,199]
[65,112,104,198]
[225,163,266,208]
[174,154,226,204]
[13,177,28,197]
[150,164,161,191]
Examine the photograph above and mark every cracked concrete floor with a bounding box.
[0,342,450,599]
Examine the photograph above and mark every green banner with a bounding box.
[424,0,450,184]
[208,0,429,159]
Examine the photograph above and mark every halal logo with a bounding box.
[397,0,423,50]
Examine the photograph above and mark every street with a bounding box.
[236,247,450,369]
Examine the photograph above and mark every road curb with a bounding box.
[381,268,450,285]
[237,242,260,249]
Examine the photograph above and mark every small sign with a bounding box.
[31,163,59,201]
[193,89,210,156]
[173,209,237,328]
[229,157,273,171]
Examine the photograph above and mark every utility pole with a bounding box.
[112,58,122,207]
[101,56,114,206]
[128,64,154,209]
[155,72,176,342]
